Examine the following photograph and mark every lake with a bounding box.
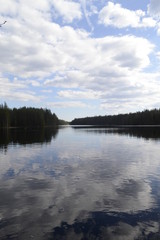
[1,126,160,239]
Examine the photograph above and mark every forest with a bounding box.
[70,109,160,126]
[0,103,60,128]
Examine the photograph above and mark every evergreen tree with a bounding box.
[71,109,160,126]
[0,103,60,128]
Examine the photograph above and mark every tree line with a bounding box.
[0,103,60,128]
[70,109,160,126]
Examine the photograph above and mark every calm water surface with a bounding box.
[0,126,160,239]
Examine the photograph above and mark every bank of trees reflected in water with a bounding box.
[72,126,160,141]
[0,127,59,153]
[1,126,160,153]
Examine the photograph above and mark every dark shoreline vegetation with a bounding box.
[70,108,160,126]
[0,102,67,128]
[2,102,160,128]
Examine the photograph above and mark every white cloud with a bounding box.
[27,80,41,87]
[0,0,159,118]
[51,0,82,23]
[99,2,156,28]
[156,51,160,59]
[0,0,81,23]
[58,90,102,99]
[148,0,160,18]
[0,0,154,82]
[41,89,53,93]
[42,32,154,114]
[100,71,160,115]
[43,34,154,91]
[0,0,18,16]
[156,22,160,35]
[0,76,39,102]
[48,101,87,108]
[80,0,94,31]
[141,17,157,27]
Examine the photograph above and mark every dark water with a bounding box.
[1,126,160,239]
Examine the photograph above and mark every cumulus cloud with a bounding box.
[0,0,159,117]
[51,0,82,23]
[43,34,154,90]
[0,76,39,102]
[1,10,154,111]
[99,2,156,28]
[0,0,82,23]
[99,70,160,114]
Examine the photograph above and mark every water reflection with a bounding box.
[0,127,160,239]
[72,125,160,141]
[49,211,160,240]
[0,127,58,153]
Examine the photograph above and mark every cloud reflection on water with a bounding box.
[0,127,160,239]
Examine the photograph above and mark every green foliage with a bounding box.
[0,103,59,128]
[0,102,10,128]
[70,109,160,126]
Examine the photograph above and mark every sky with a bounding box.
[1,0,160,121]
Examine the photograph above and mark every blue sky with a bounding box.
[1,0,160,121]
